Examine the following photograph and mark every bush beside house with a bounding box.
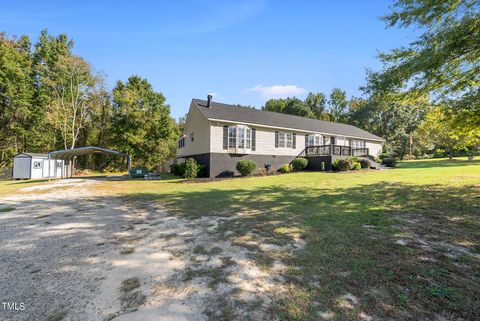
[360,159,371,169]
[291,157,308,171]
[278,164,291,173]
[381,158,397,168]
[236,160,257,176]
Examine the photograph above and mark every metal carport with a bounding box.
[48,146,131,178]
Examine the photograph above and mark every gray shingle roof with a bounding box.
[193,99,383,141]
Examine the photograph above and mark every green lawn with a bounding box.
[97,158,480,320]
[4,158,480,320]
[0,179,50,196]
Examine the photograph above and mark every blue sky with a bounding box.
[2,0,415,120]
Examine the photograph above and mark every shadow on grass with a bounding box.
[1,179,479,320]
[128,181,480,321]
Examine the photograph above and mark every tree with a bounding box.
[350,73,430,159]
[379,0,480,129]
[32,29,74,151]
[283,97,314,118]
[0,33,35,166]
[111,76,176,167]
[44,54,102,149]
[262,98,287,113]
[327,88,348,122]
[305,92,327,119]
[415,106,479,159]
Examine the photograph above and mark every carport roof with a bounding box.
[48,146,130,159]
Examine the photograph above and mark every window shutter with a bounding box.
[223,126,228,149]
[292,133,296,149]
[305,135,308,147]
[252,128,256,151]
[275,131,279,148]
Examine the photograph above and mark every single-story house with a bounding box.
[12,153,69,179]
[176,96,384,177]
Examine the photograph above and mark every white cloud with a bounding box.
[247,84,307,99]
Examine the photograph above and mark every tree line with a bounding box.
[0,30,178,169]
[262,0,480,159]
[1,0,479,169]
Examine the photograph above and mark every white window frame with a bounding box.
[350,139,365,148]
[278,132,293,148]
[228,125,252,150]
[189,132,194,143]
[307,134,323,147]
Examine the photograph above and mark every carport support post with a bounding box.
[127,155,131,171]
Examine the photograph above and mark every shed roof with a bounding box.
[48,146,130,159]
[193,99,384,141]
[14,153,49,158]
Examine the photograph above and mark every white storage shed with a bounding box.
[12,153,67,179]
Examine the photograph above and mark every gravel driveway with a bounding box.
[0,178,288,321]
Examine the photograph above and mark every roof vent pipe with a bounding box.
[207,94,212,108]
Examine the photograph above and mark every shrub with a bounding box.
[359,159,371,169]
[183,158,200,180]
[351,162,361,170]
[291,157,308,171]
[381,158,397,168]
[171,163,187,176]
[350,157,360,163]
[236,160,257,176]
[278,164,291,173]
[332,159,351,171]
[379,153,391,160]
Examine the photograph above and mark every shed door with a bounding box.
[43,159,50,178]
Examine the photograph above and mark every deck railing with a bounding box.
[300,145,369,157]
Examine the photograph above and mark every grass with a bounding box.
[0,179,50,196]
[4,157,479,320]
[94,157,480,320]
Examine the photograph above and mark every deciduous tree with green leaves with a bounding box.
[111,76,176,168]
[415,106,479,159]
[0,33,35,166]
[379,0,480,129]
[327,88,348,122]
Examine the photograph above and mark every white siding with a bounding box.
[177,103,384,158]
[30,158,45,179]
[366,141,382,157]
[210,122,305,156]
[176,102,211,157]
[210,122,384,157]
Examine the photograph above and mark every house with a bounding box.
[12,153,68,179]
[176,96,384,177]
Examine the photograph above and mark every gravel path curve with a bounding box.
[0,178,288,321]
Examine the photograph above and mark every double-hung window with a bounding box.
[226,125,253,150]
[178,137,185,148]
[228,127,237,148]
[189,132,194,142]
[278,132,285,147]
[286,133,293,148]
[307,134,322,147]
[350,139,365,148]
[277,132,293,148]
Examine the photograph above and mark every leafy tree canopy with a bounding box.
[378,0,480,128]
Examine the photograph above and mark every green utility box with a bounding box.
[129,167,148,178]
